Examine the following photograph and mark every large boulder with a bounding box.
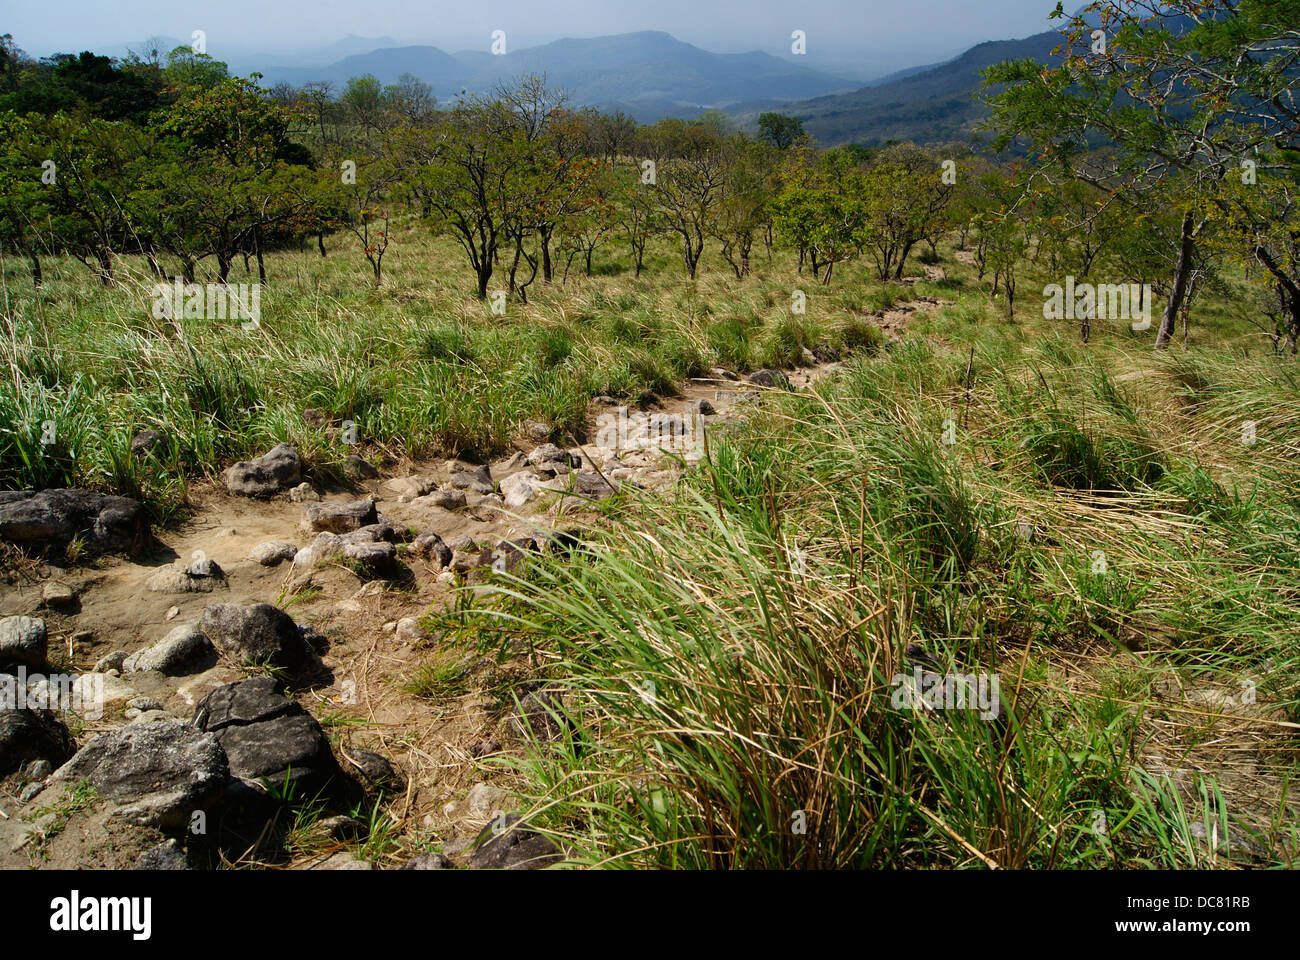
[192,677,340,800]
[37,721,227,829]
[200,603,313,670]
[0,489,150,554]
[0,616,47,668]
[223,444,301,498]
[0,704,73,777]
[123,622,218,677]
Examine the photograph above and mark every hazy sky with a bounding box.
[9,0,1063,64]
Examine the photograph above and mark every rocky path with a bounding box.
[0,303,939,869]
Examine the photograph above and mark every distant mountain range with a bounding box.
[97,23,1081,144]
[734,26,1068,147]
[256,31,859,119]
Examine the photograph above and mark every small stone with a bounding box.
[301,499,378,534]
[224,444,301,498]
[400,852,452,870]
[93,650,128,673]
[40,582,76,609]
[130,429,168,460]
[289,482,321,503]
[165,606,180,621]
[249,540,300,566]
[395,618,423,644]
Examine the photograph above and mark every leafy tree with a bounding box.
[757,112,805,150]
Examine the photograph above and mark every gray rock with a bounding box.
[223,444,301,498]
[709,367,739,381]
[527,444,579,477]
[446,462,493,495]
[200,603,311,670]
[0,615,47,668]
[19,782,42,802]
[40,581,76,609]
[409,531,452,567]
[289,482,321,503]
[0,704,73,777]
[0,488,150,555]
[342,455,380,480]
[146,561,225,594]
[300,499,378,534]
[248,540,299,566]
[343,748,404,792]
[130,429,168,460]
[511,689,569,743]
[418,488,468,511]
[192,677,340,799]
[125,622,219,678]
[134,838,189,870]
[467,813,561,870]
[399,851,452,870]
[747,368,790,389]
[93,650,128,673]
[25,758,53,780]
[40,720,226,829]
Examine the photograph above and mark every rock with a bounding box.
[524,420,553,442]
[289,482,321,503]
[568,471,618,500]
[249,540,299,566]
[39,721,226,829]
[341,540,397,576]
[446,462,494,495]
[449,549,480,574]
[124,623,217,677]
[0,616,47,668]
[26,758,54,780]
[301,499,378,534]
[302,408,330,428]
[165,606,179,621]
[192,677,340,800]
[385,476,436,501]
[500,472,544,509]
[467,782,505,818]
[527,444,579,477]
[511,690,569,743]
[409,531,452,567]
[342,455,379,480]
[40,582,76,610]
[130,429,168,460]
[395,618,423,644]
[320,814,367,840]
[127,696,164,712]
[469,738,500,758]
[416,488,468,511]
[348,522,403,544]
[0,706,73,777]
[400,851,452,870]
[467,813,561,870]
[71,672,137,713]
[342,748,404,792]
[168,666,244,712]
[811,344,841,363]
[223,444,301,498]
[590,395,618,406]
[93,650,128,673]
[0,488,150,555]
[747,368,790,389]
[146,560,225,594]
[134,839,189,870]
[710,367,739,381]
[200,603,312,670]
[695,399,716,416]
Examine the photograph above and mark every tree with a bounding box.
[984,0,1300,349]
[757,113,805,150]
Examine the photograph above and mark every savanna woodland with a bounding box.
[1,0,1299,873]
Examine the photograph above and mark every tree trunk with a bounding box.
[1155,211,1196,351]
[317,232,327,257]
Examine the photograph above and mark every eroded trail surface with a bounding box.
[0,302,944,869]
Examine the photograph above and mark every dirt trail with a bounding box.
[0,300,940,866]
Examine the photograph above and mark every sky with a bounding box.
[7,0,1064,76]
